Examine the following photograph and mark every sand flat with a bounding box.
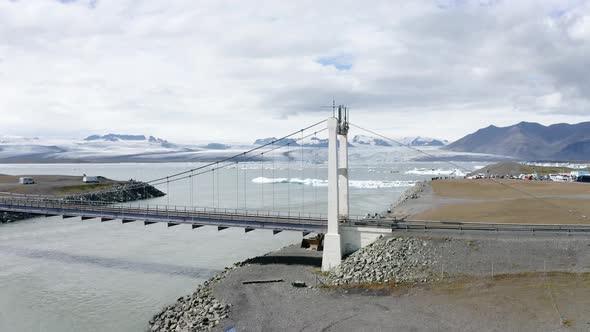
[414,198,590,224]
[431,179,590,199]
[398,179,590,224]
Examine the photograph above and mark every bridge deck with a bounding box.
[2,196,590,234]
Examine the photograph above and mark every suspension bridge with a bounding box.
[2,106,590,271]
[0,107,390,271]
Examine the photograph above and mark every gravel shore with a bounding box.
[148,231,590,331]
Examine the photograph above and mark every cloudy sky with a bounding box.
[0,0,589,143]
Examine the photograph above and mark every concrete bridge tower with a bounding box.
[321,106,349,271]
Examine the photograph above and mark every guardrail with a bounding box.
[0,194,330,221]
[350,218,590,233]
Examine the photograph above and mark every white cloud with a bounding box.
[538,92,563,108]
[0,0,589,143]
[568,15,590,41]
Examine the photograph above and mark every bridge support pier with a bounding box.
[322,116,343,271]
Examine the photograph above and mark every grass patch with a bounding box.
[561,318,574,328]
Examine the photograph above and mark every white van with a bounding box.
[83,175,99,183]
[19,177,35,185]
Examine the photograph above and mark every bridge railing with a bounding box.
[0,194,330,224]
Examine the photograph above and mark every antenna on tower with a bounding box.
[332,99,336,117]
[345,107,348,123]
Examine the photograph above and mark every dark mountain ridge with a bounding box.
[445,121,590,160]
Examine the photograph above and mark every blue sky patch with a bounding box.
[316,54,353,71]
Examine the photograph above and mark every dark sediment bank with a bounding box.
[0,180,165,223]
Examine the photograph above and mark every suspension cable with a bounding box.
[141,119,326,185]
[144,128,327,189]
[81,120,328,197]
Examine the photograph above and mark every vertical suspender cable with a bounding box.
[272,140,275,211]
[166,177,170,205]
[314,132,319,214]
[212,167,215,209]
[301,129,304,213]
[190,170,193,207]
[194,170,197,207]
[287,143,291,214]
[236,161,239,210]
[216,163,220,209]
[261,153,264,208]
[243,157,247,210]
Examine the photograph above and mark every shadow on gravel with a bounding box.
[243,255,322,267]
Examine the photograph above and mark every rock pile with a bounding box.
[68,180,165,203]
[327,237,434,285]
[0,211,37,223]
[148,267,236,332]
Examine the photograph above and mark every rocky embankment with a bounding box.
[327,236,434,286]
[67,179,165,203]
[390,181,427,211]
[149,267,236,332]
[0,180,164,223]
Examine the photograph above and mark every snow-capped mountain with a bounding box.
[0,134,200,162]
[84,134,177,148]
[0,133,504,163]
[351,135,448,147]
[0,135,41,144]
[352,135,392,147]
[253,136,329,147]
[401,136,449,146]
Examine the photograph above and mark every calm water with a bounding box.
[0,161,480,332]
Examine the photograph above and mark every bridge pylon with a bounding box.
[321,106,349,271]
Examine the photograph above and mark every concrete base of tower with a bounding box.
[321,233,342,271]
